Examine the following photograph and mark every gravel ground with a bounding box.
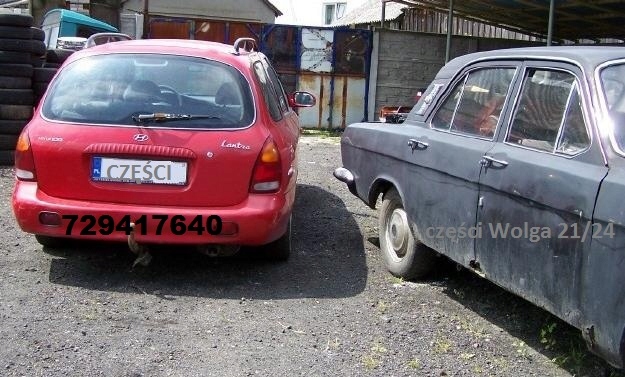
[0,135,623,376]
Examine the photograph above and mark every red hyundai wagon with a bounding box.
[12,38,315,261]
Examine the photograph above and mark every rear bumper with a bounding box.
[12,180,293,245]
[333,167,357,195]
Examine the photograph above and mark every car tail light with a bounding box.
[15,132,36,181]
[250,138,281,193]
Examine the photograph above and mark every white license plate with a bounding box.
[91,157,187,185]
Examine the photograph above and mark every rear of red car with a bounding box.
[12,40,299,255]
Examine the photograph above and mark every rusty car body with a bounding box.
[335,46,625,368]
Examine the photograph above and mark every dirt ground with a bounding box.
[0,135,622,376]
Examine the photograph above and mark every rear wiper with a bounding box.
[132,113,221,123]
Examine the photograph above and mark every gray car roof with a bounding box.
[436,46,625,80]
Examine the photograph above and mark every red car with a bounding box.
[12,38,315,261]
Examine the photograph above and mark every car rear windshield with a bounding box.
[600,63,625,152]
[42,53,255,129]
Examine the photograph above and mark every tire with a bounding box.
[0,134,18,150]
[378,188,437,279]
[0,14,33,27]
[46,49,74,64]
[0,120,27,134]
[0,104,33,120]
[42,62,61,69]
[0,25,33,40]
[0,63,33,77]
[0,89,34,105]
[31,27,45,41]
[33,67,57,82]
[0,51,30,64]
[35,235,69,248]
[259,217,292,261]
[0,76,31,89]
[0,150,13,165]
[0,39,46,55]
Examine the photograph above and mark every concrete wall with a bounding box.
[122,0,277,23]
[371,29,541,118]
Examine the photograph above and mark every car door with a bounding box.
[475,62,608,323]
[404,62,519,266]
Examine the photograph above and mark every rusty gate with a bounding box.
[148,17,372,129]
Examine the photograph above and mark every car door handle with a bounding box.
[480,155,508,168]
[408,139,428,150]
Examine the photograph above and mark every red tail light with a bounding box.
[15,132,36,181]
[250,138,281,193]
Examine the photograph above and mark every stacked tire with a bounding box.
[0,13,46,166]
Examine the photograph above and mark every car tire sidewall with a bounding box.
[379,188,435,279]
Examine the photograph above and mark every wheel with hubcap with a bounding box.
[379,188,437,279]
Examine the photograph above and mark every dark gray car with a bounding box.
[335,46,625,369]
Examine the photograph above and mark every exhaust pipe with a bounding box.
[128,222,152,267]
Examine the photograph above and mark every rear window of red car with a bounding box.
[41,54,255,129]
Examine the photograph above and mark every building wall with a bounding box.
[272,0,368,27]
[121,0,277,23]
[372,29,542,117]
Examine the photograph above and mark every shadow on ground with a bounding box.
[46,184,368,300]
[430,258,624,377]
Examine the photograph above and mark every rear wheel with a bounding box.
[379,188,436,279]
[260,217,292,261]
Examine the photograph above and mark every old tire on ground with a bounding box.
[0,26,33,39]
[0,104,33,120]
[0,51,30,64]
[46,49,74,64]
[0,120,27,134]
[0,150,14,165]
[0,89,34,105]
[0,134,18,150]
[0,76,31,89]
[0,63,33,77]
[31,27,45,41]
[0,39,46,55]
[259,217,292,261]
[379,188,437,279]
[33,67,57,82]
[0,14,33,27]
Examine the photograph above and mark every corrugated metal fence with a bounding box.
[149,17,373,129]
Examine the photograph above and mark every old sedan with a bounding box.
[12,38,315,261]
[335,46,625,368]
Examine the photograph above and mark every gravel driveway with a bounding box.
[0,135,622,376]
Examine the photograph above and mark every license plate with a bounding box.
[91,157,187,185]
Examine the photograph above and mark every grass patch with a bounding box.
[300,128,343,138]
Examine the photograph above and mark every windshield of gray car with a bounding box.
[41,54,255,129]
[600,63,625,151]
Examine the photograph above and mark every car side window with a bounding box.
[506,68,588,155]
[253,61,282,121]
[262,58,289,113]
[431,68,515,139]
[556,86,590,155]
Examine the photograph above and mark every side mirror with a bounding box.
[288,91,316,108]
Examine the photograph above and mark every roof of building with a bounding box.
[388,0,625,42]
[332,0,405,26]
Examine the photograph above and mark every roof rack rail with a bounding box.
[84,32,132,49]
[233,38,258,55]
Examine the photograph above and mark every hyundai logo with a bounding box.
[133,134,149,142]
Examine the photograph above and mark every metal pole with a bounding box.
[547,0,554,46]
[445,0,454,62]
[381,0,386,28]
[142,0,149,39]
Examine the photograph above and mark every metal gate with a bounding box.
[147,18,373,129]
